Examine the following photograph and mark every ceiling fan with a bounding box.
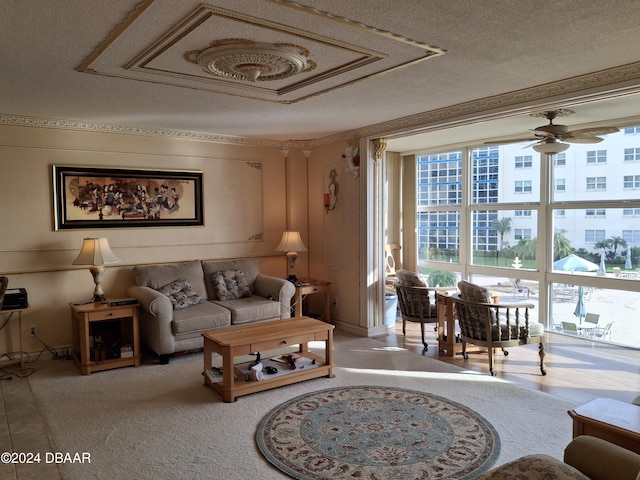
[488,109,619,154]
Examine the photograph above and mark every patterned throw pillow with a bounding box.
[212,269,252,301]
[458,280,493,303]
[395,269,427,287]
[157,279,204,310]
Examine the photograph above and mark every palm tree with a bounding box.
[492,217,512,266]
[514,238,537,260]
[554,230,573,260]
[493,217,512,250]
[605,236,627,257]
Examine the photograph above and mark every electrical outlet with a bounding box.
[331,297,338,307]
[29,325,37,337]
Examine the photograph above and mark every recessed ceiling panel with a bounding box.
[78,1,445,104]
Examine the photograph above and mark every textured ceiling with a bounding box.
[2,0,640,150]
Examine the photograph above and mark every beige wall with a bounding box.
[306,142,361,328]
[0,124,364,354]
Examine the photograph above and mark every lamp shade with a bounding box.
[532,140,570,155]
[276,231,307,253]
[72,238,121,266]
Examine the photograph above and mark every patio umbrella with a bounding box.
[573,286,587,324]
[625,253,632,270]
[598,249,606,275]
[553,254,599,272]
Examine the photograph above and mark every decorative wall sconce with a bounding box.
[342,145,360,177]
[324,168,339,213]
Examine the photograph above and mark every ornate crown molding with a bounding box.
[3,62,640,149]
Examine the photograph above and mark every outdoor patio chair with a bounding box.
[613,267,623,278]
[592,322,613,341]
[452,281,546,376]
[583,313,599,327]
[562,321,580,335]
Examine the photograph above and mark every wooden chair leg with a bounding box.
[488,346,496,376]
[539,342,547,376]
[402,318,406,336]
[420,323,428,350]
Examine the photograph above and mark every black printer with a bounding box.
[2,288,28,310]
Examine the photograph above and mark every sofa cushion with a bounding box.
[212,296,281,324]
[211,269,252,300]
[171,301,231,335]
[458,280,492,303]
[476,454,589,480]
[396,269,427,287]
[157,279,204,310]
[202,259,259,300]
[133,260,208,300]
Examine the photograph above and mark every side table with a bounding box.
[568,398,640,454]
[70,302,141,375]
[0,306,28,368]
[293,278,331,322]
[436,292,462,357]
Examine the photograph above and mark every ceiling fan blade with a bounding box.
[484,137,538,145]
[564,136,604,144]
[529,129,555,138]
[567,126,619,136]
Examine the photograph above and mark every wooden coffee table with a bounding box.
[568,398,640,454]
[202,317,334,402]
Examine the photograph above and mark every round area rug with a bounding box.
[256,385,500,480]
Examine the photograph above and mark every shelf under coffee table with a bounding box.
[202,316,335,402]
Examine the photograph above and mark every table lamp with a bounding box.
[276,231,307,282]
[72,237,121,302]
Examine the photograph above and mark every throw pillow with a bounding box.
[458,280,493,303]
[212,269,252,301]
[157,279,204,310]
[395,269,427,287]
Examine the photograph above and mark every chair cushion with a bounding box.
[458,280,492,303]
[396,269,427,287]
[157,279,204,310]
[211,269,252,300]
[475,454,589,480]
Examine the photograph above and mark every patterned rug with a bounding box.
[256,385,500,480]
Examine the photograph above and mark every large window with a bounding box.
[408,124,640,349]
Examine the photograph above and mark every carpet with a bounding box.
[24,331,577,479]
[256,385,500,480]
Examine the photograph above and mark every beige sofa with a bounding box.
[477,435,640,480]
[126,258,295,363]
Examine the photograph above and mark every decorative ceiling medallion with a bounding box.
[186,39,316,82]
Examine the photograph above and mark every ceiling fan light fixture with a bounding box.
[532,139,570,155]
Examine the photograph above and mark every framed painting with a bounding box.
[53,165,203,230]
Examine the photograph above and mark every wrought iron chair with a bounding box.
[452,281,546,376]
[592,322,613,341]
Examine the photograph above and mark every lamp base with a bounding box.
[287,274,298,283]
[91,294,107,303]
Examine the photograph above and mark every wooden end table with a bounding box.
[0,306,28,368]
[70,302,141,375]
[568,397,640,454]
[202,317,334,402]
[436,292,463,357]
[293,278,331,322]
